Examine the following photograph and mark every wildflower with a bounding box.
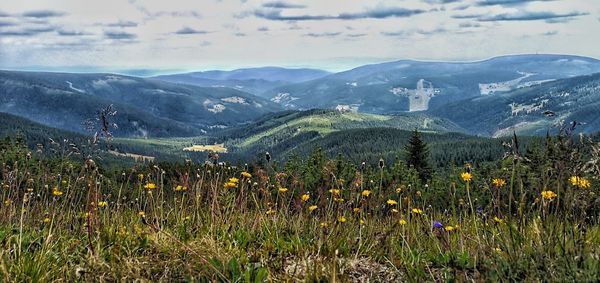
[571,176,591,189]
[433,221,444,229]
[493,216,504,224]
[138,173,144,180]
[492,178,506,188]
[43,217,51,223]
[97,201,108,208]
[461,172,473,183]
[334,197,344,203]
[26,188,34,193]
[301,193,310,202]
[175,185,187,191]
[308,205,318,212]
[138,211,145,217]
[144,183,157,190]
[541,190,558,200]
[395,187,402,193]
[3,199,11,205]
[361,190,371,197]
[266,208,275,215]
[353,208,360,214]
[329,188,341,195]
[399,219,407,225]
[320,222,328,228]
[360,219,365,225]
[223,182,237,189]
[183,216,191,221]
[411,208,424,215]
[391,208,399,213]
[52,188,63,197]
[278,187,288,193]
[494,247,502,253]
[241,172,252,178]
[445,226,455,232]
[338,216,347,223]
[386,199,398,205]
[229,177,239,184]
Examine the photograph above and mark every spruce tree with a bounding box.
[405,129,432,182]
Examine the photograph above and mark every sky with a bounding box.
[0,0,599,74]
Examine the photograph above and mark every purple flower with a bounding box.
[433,221,443,229]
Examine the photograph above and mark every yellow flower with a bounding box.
[495,247,503,253]
[493,216,504,224]
[308,205,318,212]
[399,219,407,225]
[334,197,344,203]
[229,177,239,184]
[492,178,506,188]
[52,188,63,197]
[391,208,399,213]
[320,222,329,228]
[43,217,51,223]
[359,219,365,225]
[3,199,12,205]
[175,185,187,191]
[361,190,371,197]
[571,176,591,189]
[445,226,455,232]
[266,208,275,215]
[353,207,361,214]
[301,193,310,202]
[461,172,473,183]
[278,187,288,193]
[338,216,347,223]
[138,211,145,217]
[137,173,144,180]
[26,188,34,193]
[395,187,402,193]
[97,201,108,208]
[241,172,252,178]
[541,190,558,200]
[386,199,398,205]
[411,208,424,215]
[144,183,157,190]
[223,182,237,189]
[329,188,341,195]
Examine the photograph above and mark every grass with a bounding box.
[183,144,228,153]
[0,132,599,282]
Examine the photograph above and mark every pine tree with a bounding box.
[405,129,432,182]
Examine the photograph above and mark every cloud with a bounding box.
[476,0,554,6]
[478,11,588,22]
[423,0,462,4]
[57,29,92,36]
[346,33,367,37]
[104,31,137,39]
[0,26,56,36]
[542,30,558,36]
[21,10,66,18]
[106,20,138,28]
[0,11,10,17]
[254,7,425,21]
[458,22,481,28]
[0,20,16,27]
[257,26,269,31]
[234,32,246,36]
[381,30,410,37]
[303,32,341,37]
[381,27,448,37]
[262,1,306,9]
[174,27,208,35]
[451,13,481,19]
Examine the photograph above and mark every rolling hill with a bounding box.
[0,70,281,137]
[263,54,600,114]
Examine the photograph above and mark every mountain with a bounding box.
[151,67,331,95]
[263,54,600,114]
[0,70,281,137]
[431,73,600,137]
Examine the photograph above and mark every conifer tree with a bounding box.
[405,129,432,181]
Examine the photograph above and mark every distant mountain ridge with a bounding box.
[152,67,331,95]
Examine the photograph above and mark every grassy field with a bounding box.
[0,132,599,282]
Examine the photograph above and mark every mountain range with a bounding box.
[1,54,600,140]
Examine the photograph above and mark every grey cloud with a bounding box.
[423,0,462,4]
[542,30,558,36]
[303,32,341,37]
[0,26,55,36]
[478,11,588,22]
[22,10,66,18]
[234,32,246,36]
[262,1,306,9]
[0,20,16,27]
[106,20,138,28]
[254,7,425,21]
[0,11,10,17]
[346,33,367,37]
[104,31,137,39]
[452,14,482,19]
[58,29,92,36]
[174,27,208,35]
[476,0,554,6]
[381,30,409,37]
[257,26,269,31]
[459,22,481,28]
